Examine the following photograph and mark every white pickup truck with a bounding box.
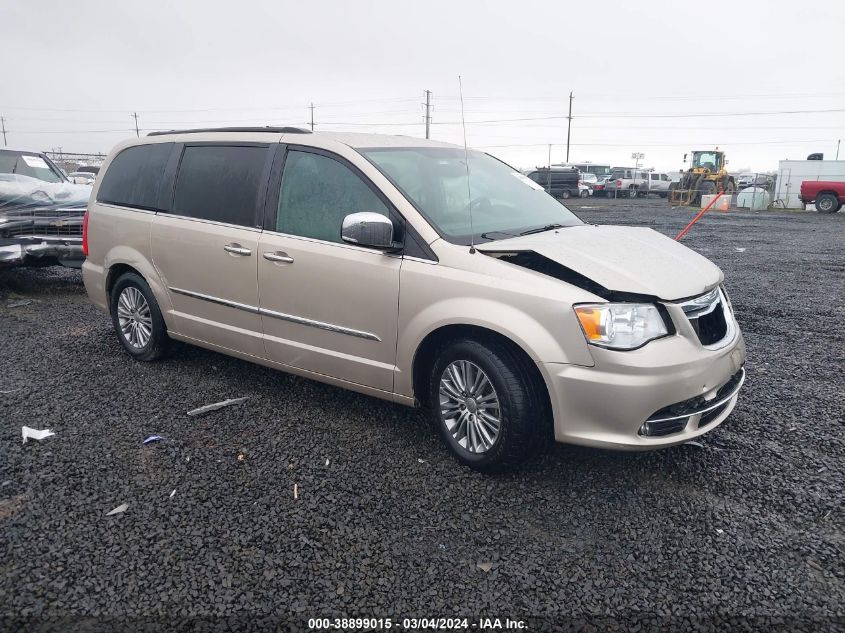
[605,169,673,198]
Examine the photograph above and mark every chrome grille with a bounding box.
[676,287,734,349]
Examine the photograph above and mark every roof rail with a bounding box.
[147,126,312,137]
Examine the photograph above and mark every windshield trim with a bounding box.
[357,146,583,246]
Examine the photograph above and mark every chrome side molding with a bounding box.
[168,286,381,341]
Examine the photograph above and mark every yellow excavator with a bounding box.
[669,149,736,205]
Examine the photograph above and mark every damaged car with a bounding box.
[83,129,745,472]
[0,149,91,269]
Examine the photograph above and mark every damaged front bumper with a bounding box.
[0,205,86,269]
[0,237,84,268]
[540,316,747,450]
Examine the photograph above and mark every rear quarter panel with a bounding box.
[82,203,169,319]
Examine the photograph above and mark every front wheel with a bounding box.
[428,339,547,472]
[628,187,638,198]
[560,190,571,199]
[580,189,590,198]
[109,272,171,361]
[816,193,841,213]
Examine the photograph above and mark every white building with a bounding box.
[775,160,845,209]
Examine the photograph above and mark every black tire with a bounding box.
[816,193,840,214]
[698,180,717,203]
[428,338,547,473]
[579,189,590,198]
[628,187,638,199]
[560,190,571,199]
[109,272,171,361]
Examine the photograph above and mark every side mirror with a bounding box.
[683,153,688,163]
[341,212,398,250]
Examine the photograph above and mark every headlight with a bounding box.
[574,303,668,350]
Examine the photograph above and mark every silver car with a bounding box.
[82,127,746,471]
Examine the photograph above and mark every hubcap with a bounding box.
[439,360,501,454]
[117,286,153,349]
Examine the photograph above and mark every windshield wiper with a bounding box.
[519,223,566,236]
[479,230,518,240]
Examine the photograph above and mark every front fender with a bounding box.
[394,260,596,398]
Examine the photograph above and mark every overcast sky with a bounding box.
[1,0,843,171]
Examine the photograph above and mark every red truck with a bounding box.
[799,181,844,213]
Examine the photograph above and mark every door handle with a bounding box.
[263,251,294,264]
[223,243,252,256]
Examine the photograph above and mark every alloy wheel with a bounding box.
[116,286,153,349]
[439,360,501,454]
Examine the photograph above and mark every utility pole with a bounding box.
[837,139,841,160]
[0,116,6,146]
[132,112,140,137]
[547,144,552,193]
[424,90,432,139]
[309,103,315,131]
[565,91,573,162]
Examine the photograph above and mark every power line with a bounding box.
[476,139,836,148]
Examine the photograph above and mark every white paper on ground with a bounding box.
[105,503,129,516]
[21,426,55,443]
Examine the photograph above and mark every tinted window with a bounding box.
[276,150,387,243]
[651,173,659,180]
[97,143,172,209]
[172,145,268,226]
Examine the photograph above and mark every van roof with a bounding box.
[143,127,462,150]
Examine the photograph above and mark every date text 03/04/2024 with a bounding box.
[307,617,528,630]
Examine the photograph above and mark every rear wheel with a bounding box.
[428,339,547,472]
[560,190,571,199]
[109,272,171,361]
[579,188,590,198]
[816,193,841,213]
[628,187,638,198]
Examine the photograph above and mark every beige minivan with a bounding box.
[82,127,746,471]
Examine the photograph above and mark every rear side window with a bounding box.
[172,145,268,227]
[97,143,172,210]
[276,150,387,243]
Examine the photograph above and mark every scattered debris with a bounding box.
[187,397,248,417]
[438,543,447,551]
[417,458,426,463]
[237,451,247,462]
[0,388,21,394]
[325,458,330,467]
[105,503,129,516]
[807,559,824,572]
[293,483,299,500]
[1,480,11,487]
[336,585,345,596]
[716,528,725,535]
[684,441,705,449]
[821,510,832,521]
[477,562,494,573]
[735,247,746,252]
[7,299,32,308]
[169,489,176,499]
[21,426,55,444]
[142,435,164,444]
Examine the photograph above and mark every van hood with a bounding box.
[476,224,722,301]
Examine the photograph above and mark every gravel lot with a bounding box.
[1,200,843,632]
